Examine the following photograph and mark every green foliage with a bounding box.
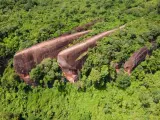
[157,0,160,14]
[0,112,22,120]
[139,90,152,108]
[1,60,20,90]
[116,74,131,89]
[30,58,62,87]
[0,0,160,119]
[152,90,160,104]
[87,65,109,88]
[24,0,38,11]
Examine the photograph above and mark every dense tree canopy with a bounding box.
[0,0,160,119]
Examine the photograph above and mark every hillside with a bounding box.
[0,0,160,119]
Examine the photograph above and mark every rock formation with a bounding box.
[13,30,90,85]
[124,47,149,75]
[57,25,125,82]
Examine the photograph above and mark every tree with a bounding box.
[87,65,109,88]
[0,112,22,120]
[139,93,151,108]
[157,0,160,14]
[116,74,131,90]
[30,58,62,87]
[152,90,160,104]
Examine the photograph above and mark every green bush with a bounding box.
[0,0,160,119]
[139,93,151,108]
[116,74,131,90]
[0,112,22,120]
[30,58,62,87]
[1,60,20,90]
[152,90,160,104]
[157,0,160,14]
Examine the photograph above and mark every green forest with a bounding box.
[0,0,160,119]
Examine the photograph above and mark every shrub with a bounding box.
[87,65,109,88]
[0,112,22,120]
[1,60,20,90]
[30,58,62,87]
[116,74,131,89]
[152,90,160,104]
[139,93,151,108]
[157,0,160,14]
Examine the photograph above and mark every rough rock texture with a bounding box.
[13,30,90,84]
[114,63,121,73]
[124,47,149,75]
[57,25,125,82]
